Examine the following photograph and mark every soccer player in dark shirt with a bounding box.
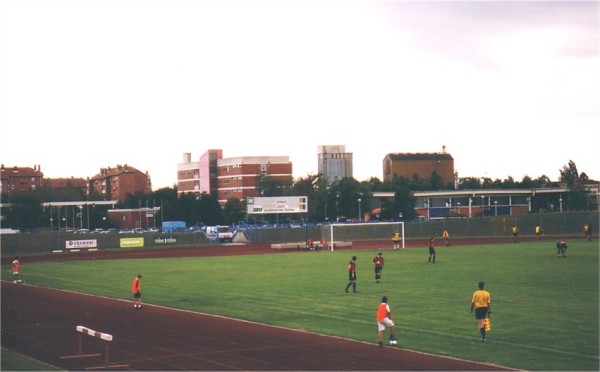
[373,252,384,283]
[345,256,357,293]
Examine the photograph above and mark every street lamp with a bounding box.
[336,194,339,222]
[559,196,563,212]
[358,198,362,221]
[457,202,461,216]
[468,197,473,218]
[50,218,53,231]
[494,200,498,216]
[78,206,83,229]
[481,195,485,216]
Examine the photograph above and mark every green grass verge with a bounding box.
[3,240,598,371]
[0,348,63,371]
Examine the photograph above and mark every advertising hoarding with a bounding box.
[246,196,307,214]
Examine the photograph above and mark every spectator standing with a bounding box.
[376,296,397,347]
[470,281,492,342]
[373,252,384,283]
[131,274,143,309]
[345,256,357,293]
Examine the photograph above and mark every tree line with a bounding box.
[1,160,593,231]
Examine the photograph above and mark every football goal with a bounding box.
[327,221,405,251]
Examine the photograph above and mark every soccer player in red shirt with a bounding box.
[377,296,397,347]
[131,274,143,309]
[12,256,20,283]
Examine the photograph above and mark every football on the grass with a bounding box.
[389,339,397,346]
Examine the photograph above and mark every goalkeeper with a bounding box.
[392,231,401,250]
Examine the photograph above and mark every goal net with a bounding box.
[326,222,405,251]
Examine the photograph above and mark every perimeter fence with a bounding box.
[1,211,597,258]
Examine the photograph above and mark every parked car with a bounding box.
[74,229,89,234]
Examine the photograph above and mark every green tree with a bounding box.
[223,197,245,225]
[519,175,538,189]
[428,171,446,190]
[336,177,362,221]
[2,192,44,231]
[374,175,416,220]
[559,160,590,211]
[151,187,178,224]
[292,174,322,222]
[255,174,293,196]
[196,192,222,225]
[457,177,481,190]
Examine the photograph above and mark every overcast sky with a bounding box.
[1,0,598,190]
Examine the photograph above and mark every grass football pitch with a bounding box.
[4,240,599,371]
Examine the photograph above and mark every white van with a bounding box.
[0,228,21,234]
[205,225,233,243]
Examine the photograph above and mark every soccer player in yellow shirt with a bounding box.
[512,224,519,243]
[392,231,401,250]
[471,281,491,342]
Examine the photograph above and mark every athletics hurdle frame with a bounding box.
[60,325,128,370]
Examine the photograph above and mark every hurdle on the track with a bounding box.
[60,325,128,370]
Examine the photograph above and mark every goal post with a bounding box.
[327,221,405,251]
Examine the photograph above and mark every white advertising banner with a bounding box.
[247,196,307,214]
[65,239,98,249]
